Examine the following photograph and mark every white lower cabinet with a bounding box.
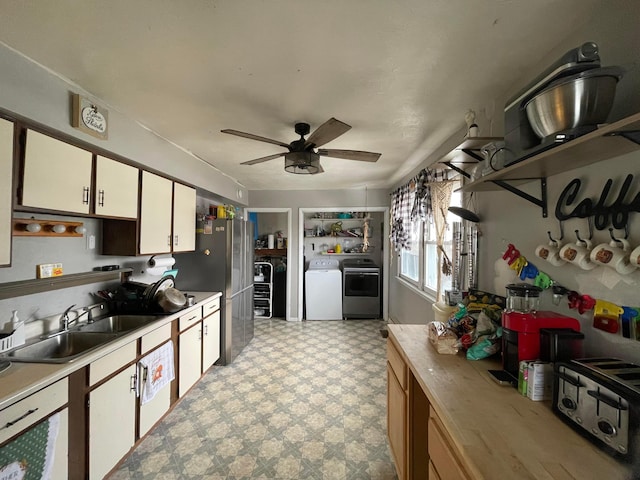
[89,364,137,479]
[139,324,173,437]
[0,379,68,479]
[179,324,202,397]
[139,375,171,438]
[88,342,137,480]
[202,304,221,372]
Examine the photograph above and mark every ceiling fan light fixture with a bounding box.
[284,151,321,174]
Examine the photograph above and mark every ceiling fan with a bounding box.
[221,118,381,174]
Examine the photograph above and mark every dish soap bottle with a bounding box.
[10,310,25,348]
[335,243,342,254]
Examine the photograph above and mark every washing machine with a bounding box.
[305,258,342,320]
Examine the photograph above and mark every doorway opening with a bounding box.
[245,208,292,321]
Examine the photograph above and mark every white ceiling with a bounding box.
[0,0,603,191]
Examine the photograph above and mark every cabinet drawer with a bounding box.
[387,338,407,390]
[202,297,220,317]
[428,410,469,480]
[179,308,203,331]
[141,323,172,354]
[0,378,68,445]
[90,341,137,386]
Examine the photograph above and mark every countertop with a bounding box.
[387,323,635,480]
[0,291,221,411]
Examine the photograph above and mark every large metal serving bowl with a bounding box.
[525,71,621,139]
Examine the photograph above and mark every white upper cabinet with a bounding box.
[0,118,13,267]
[172,182,196,252]
[22,129,92,214]
[139,171,173,254]
[95,155,139,218]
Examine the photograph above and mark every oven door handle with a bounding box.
[587,389,628,410]
[344,272,379,276]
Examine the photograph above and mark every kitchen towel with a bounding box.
[139,341,175,405]
[0,412,60,480]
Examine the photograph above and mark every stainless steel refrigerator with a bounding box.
[174,218,254,365]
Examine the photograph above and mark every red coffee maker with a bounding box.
[502,283,581,379]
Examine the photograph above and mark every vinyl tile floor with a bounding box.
[112,318,399,479]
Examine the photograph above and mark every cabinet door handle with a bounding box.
[82,186,90,205]
[167,235,172,246]
[174,235,179,246]
[0,408,39,431]
[198,328,202,341]
[137,365,147,398]
[98,189,105,207]
[204,325,208,336]
[130,371,139,396]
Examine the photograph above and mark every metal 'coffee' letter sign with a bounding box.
[555,174,640,230]
[71,94,108,140]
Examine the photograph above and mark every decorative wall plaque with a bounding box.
[71,94,108,139]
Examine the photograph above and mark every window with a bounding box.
[399,220,421,283]
[399,183,461,298]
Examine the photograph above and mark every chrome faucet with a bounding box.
[60,305,94,332]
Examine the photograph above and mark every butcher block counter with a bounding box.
[387,324,635,480]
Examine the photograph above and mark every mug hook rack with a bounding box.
[609,227,629,243]
[574,229,587,243]
[547,222,564,243]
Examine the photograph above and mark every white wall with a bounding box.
[256,213,288,239]
[0,41,249,328]
[0,43,247,204]
[388,2,640,363]
[0,213,153,329]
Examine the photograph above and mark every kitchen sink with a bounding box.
[74,315,160,334]
[2,332,119,363]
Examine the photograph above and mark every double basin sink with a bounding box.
[2,315,161,364]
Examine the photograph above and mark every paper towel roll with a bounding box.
[148,256,175,268]
[268,235,275,249]
[146,266,169,276]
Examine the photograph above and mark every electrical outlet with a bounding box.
[87,234,96,250]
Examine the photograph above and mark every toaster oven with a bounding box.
[553,358,640,462]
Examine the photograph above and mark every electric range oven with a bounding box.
[342,258,380,319]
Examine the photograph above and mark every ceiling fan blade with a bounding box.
[317,149,381,162]
[312,164,325,174]
[221,129,290,149]
[240,152,286,165]
[305,118,351,148]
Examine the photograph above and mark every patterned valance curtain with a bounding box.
[390,184,414,251]
[390,168,450,252]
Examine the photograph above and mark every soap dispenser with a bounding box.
[10,310,25,348]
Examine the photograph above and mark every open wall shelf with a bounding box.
[0,268,132,300]
[451,112,640,217]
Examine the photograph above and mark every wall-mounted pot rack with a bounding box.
[440,112,640,218]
